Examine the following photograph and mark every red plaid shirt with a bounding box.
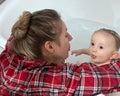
[0,37,120,96]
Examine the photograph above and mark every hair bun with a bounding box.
[12,11,32,39]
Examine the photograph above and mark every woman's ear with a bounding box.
[110,51,119,60]
[44,41,54,53]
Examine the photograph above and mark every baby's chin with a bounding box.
[91,60,110,66]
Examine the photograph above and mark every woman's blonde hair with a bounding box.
[10,9,62,59]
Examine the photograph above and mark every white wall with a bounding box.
[0,0,120,63]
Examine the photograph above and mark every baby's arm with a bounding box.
[71,48,90,56]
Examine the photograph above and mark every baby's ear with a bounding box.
[110,51,119,60]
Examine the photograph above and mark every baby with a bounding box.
[72,28,120,66]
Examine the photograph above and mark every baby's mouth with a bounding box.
[91,54,96,59]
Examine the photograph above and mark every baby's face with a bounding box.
[89,31,116,66]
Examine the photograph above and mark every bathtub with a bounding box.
[0,0,120,95]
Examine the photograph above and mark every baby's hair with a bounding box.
[95,28,120,51]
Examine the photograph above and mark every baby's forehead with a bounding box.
[93,30,114,37]
[94,30,109,34]
[92,31,116,42]
[92,28,120,50]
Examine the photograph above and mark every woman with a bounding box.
[0,9,120,96]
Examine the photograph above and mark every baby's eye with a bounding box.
[99,46,104,49]
[91,42,94,46]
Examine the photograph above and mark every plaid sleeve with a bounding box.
[74,61,120,95]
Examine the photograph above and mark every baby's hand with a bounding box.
[71,49,83,56]
[71,48,90,56]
